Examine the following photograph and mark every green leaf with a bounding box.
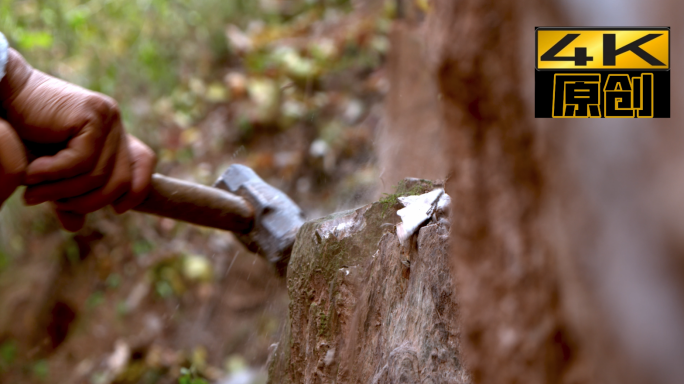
[65,238,81,266]
[65,8,89,29]
[133,240,154,257]
[0,340,17,371]
[0,249,8,272]
[17,31,53,50]
[155,280,174,298]
[106,273,121,289]
[32,359,49,381]
[86,291,105,310]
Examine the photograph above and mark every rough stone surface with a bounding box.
[268,185,469,383]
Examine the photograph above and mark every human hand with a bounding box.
[0,49,156,231]
[52,135,157,231]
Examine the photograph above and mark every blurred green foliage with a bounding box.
[0,0,385,146]
[0,249,8,273]
[0,0,265,133]
[179,366,208,384]
[0,1,391,381]
[31,359,49,381]
[0,340,17,372]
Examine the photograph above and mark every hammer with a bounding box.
[133,164,305,276]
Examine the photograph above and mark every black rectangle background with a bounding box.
[535,27,671,71]
[535,70,670,118]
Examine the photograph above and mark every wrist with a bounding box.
[0,48,34,109]
[0,32,7,82]
[0,32,7,104]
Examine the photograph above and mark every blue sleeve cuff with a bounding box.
[0,32,8,82]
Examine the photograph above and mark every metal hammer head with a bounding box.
[214,164,305,275]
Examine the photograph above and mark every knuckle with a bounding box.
[133,139,157,166]
[145,146,157,164]
[87,94,121,125]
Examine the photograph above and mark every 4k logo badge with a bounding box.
[535,27,670,118]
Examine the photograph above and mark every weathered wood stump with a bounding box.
[268,182,469,383]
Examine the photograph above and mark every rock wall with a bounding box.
[268,181,469,383]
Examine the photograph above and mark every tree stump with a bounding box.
[268,181,469,383]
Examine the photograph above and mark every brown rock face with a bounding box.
[268,184,469,383]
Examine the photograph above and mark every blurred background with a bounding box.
[2,0,682,384]
[0,0,406,383]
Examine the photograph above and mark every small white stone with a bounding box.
[324,348,336,366]
[107,340,130,375]
[310,139,329,158]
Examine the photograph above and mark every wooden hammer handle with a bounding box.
[134,174,255,233]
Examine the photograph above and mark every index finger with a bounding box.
[24,123,103,184]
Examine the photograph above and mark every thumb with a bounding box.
[0,117,27,209]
